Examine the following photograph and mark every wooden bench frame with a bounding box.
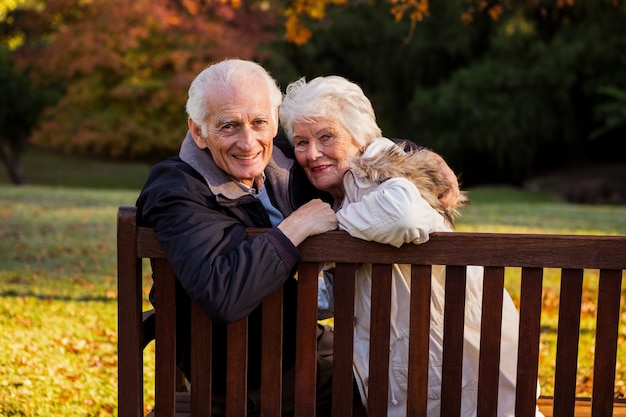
[117,205,626,417]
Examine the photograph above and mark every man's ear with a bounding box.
[188,118,207,149]
[272,109,280,137]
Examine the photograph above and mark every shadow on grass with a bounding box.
[0,290,116,302]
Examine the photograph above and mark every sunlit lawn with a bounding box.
[1,180,625,415]
[457,186,626,398]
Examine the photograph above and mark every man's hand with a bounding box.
[278,199,338,246]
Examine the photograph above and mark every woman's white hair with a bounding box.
[186,59,283,136]
[279,76,382,147]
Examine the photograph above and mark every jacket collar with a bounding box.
[179,131,295,214]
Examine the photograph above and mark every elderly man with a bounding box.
[136,58,461,415]
[137,59,338,414]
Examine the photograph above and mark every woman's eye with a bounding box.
[320,134,333,143]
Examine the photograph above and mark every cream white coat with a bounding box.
[335,138,542,417]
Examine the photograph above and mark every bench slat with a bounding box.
[190,302,212,416]
[295,262,319,417]
[553,268,584,417]
[290,231,626,269]
[407,265,432,417]
[333,263,358,416]
[117,206,144,417]
[226,318,248,415]
[515,267,544,416]
[591,269,623,417]
[367,264,393,417]
[477,266,505,417]
[261,288,284,417]
[441,265,467,417]
[154,258,177,417]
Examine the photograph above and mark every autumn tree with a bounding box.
[406,0,626,184]
[4,0,279,165]
[3,0,625,185]
[0,45,58,184]
[264,0,626,185]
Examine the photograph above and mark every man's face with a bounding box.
[189,77,278,187]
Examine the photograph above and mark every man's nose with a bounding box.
[238,126,256,150]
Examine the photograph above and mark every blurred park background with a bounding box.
[1,0,626,415]
[1,0,626,196]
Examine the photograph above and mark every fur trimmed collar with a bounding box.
[349,138,468,227]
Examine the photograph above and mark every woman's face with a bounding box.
[292,118,363,200]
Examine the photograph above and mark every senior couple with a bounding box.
[137,59,540,416]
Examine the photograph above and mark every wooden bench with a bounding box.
[117,205,626,417]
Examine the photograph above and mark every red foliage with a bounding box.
[10,0,279,160]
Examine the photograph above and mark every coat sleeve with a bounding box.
[336,176,442,248]
[137,161,301,323]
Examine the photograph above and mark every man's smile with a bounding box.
[233,151,262,161]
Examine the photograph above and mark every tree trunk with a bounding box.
[0,143,25,185]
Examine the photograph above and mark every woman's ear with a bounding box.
[188,119,208,149]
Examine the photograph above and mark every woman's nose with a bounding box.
[307,141,323,160]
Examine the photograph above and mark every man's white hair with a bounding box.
[186,59,283,136]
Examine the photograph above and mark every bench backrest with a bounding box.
[117,205,626,417]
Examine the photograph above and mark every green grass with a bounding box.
[1,151,626,415]
[0,186,148,417]
[459,186,626,235]
[0,146,150,190]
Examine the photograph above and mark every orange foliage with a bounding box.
[280,0,430,44]
[8,0,625,159]
[11,0,279,160]
[282,0,347,45]
[389,0,429,23]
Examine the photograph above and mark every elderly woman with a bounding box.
[279,76,542,417]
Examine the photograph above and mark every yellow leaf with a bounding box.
[285,15,312,45]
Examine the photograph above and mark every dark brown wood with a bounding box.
[295,262,319,417]
[440,265,467,417]
[158,228,626,270]
[591,269,623,417]
[226,318,248,416]
[190,301,212,416]
[281,230,626,269]
[406,265,432,417]
[332,263,357,417]
[154,258,177,417]
[137,226,167,258]
[516,267,544,417]
[117,206,144,417]
[367,264,393,417]
[477,266,505,417]
[553,268,584,417]
[261,288,283,417]
[117,206,626,417]
[538,397,626,417]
